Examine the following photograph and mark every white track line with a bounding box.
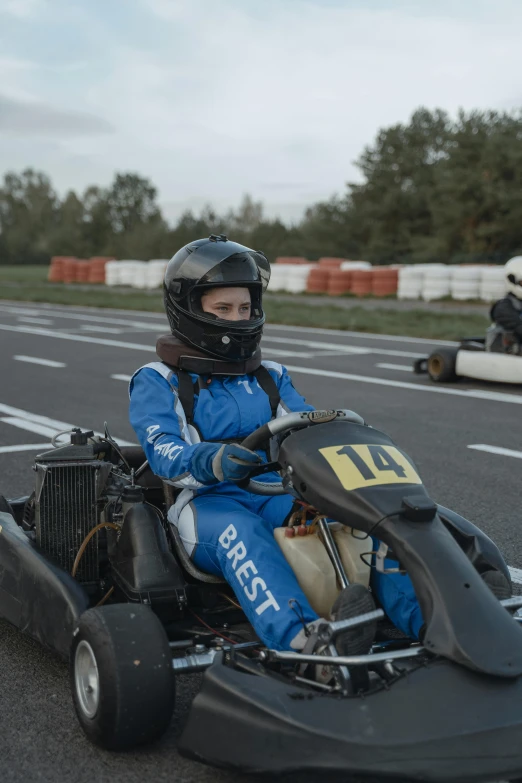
[2,323,522,406]
[0,417,66,440]
[111,374,132,382]
[262,335,422,359]
[264,323,458,346]
[14,355,66,368]
[0,443,53,454]
[80,325,123,334]
[0,323,153,352]
[0,322,426,360]
[263,336,369,355]
[509,567,522,585]
[264,348,315,358]
[0,401,135,446]
[0,305,164,331]
[468,444,522,460]
[0,302,460,345]
[17,316,54,325]
[285,365,522,406]
[376,363,412,372]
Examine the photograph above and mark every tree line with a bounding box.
[1,107,522,266]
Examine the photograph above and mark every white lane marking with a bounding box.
[0,302,460,345]
[3,322,520,407]
[0,323,153,352]
[509,567,522,585]
[17,316,54,325]
[0,304,163,331]
[264,323,458,346]
[262,335,423,359]
[4,307,43,316]
[264,348,314,358]
[14,355,66,368]
[0,443,53,454]
[284,365,522,406]
[80,325,123,334]
[376,363,412,372]
[0,401,136,445]
[468,444,522,460]
[0,417,67,440]
[111,374,132,382]
[263,336,368,355]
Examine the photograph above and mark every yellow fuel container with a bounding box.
[274,526,338,617]
[331,524,370,587]
[274,523,371,616]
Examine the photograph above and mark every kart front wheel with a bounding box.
[70,604,175,751]
[427,348,459,382]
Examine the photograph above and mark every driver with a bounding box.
[129,235,424,654]
[488,257,522,353]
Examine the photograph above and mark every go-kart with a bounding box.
[414,336,522,384]
[2,412,522,783]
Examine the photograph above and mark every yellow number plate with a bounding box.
[319,444,422,491]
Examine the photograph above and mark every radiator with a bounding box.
[35,461,101,583]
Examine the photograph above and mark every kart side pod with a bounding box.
[0,510,90,657]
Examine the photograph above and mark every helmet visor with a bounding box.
[198,252,270,290]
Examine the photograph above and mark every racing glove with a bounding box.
[190,442,263,485]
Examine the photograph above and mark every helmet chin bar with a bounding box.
[175,310,264,362]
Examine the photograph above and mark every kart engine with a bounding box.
[33,429,127,584]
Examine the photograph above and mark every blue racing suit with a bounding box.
[129,360,423,650]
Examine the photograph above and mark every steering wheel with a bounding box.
[238,409,365,496]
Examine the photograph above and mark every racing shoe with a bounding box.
[330,584,377,657]
[481,569,512,601]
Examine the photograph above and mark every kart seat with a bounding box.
[162,480,225,585]
[169,522,225,584]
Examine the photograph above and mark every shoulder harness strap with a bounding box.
[253,365,280,419]
[176,368,201,426]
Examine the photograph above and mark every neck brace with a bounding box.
[156,334,262,375]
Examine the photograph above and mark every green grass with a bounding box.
[0,265,489,340]
[263,300,488,340]
[0,265,49,283]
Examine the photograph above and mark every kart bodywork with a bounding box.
[1,414,522,782]
[414,337,522,384]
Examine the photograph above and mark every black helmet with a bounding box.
[164,234,270,361]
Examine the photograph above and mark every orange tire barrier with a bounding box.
[371,267,398,297]
[327,269,352,295]
[318,257,344,268]
[48,256,75,282]
[306,268,331,293]
[88,256,114,284]
[351,269,373,296]
[62,258,79,284]
[75,260,92,283]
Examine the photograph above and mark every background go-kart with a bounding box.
[0,300,521,783]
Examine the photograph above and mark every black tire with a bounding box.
[427,348,459,382]
[70,604,175,751]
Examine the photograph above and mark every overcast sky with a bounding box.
[1,0,521,224]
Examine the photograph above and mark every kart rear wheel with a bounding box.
[427,348,459,382]
[70,603,175,751]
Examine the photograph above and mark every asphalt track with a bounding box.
[0,300,521,783]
